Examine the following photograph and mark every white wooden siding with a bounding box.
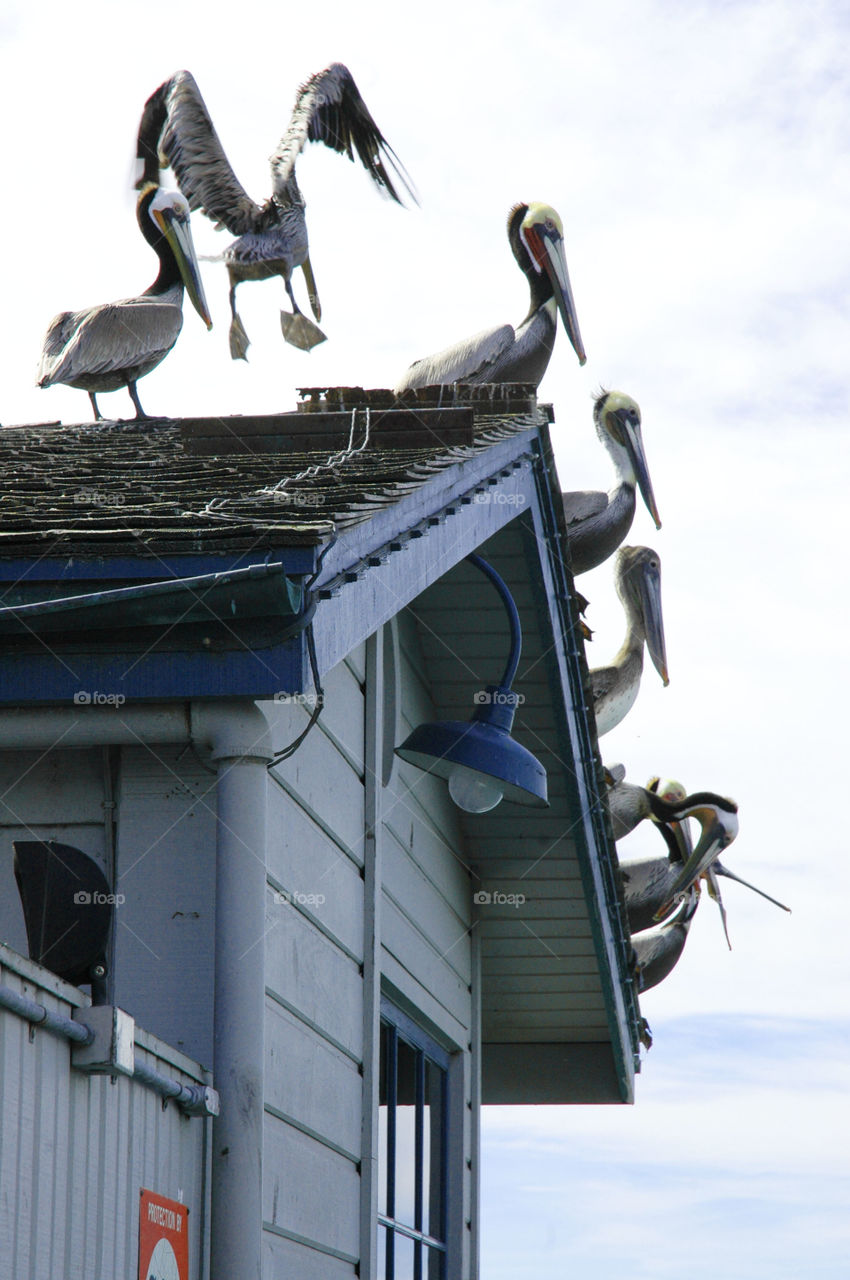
[259,655,368,1276]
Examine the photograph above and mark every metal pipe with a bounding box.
[132,1059,219,1117]
[0,982,94,1044]
[209,730,271,1280]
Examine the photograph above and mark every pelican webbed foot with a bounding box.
[229,313,251,361]
[280,310,327,351]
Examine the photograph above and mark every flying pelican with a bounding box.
[38,183,211,421]
[562,391,661,576]
[631,887,700,993]
[394,202,586,391]
[137,64,415,360]
[590,546,669,736]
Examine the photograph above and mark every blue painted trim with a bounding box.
[0,546,318,585]
[520,427,640,1099]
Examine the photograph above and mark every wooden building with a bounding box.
[0,389,640,1279]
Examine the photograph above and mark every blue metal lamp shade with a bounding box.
[395,555,548,813]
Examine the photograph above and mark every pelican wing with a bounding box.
[562,489,608,525]
[137,71,264,236]
[395,324,517,393]
[38,300,182,386]
[269,62,416,206]
[589,662,620,705]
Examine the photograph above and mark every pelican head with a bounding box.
[143,185,212,329]
[653,795,739,918]
[615,545,669,686]
[513,202,586,366]
[594,391,661,530]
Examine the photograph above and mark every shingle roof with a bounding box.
[0,388,549,557]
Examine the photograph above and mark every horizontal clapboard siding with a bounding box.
[259,654,368,1272]
[382,613,473,1047]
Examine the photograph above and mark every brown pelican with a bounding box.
[632,887,700,993]
[653,795,740,919]
[394,202,586,391]
[563,391,661,576]
[37,183,211,421]
[137,64,415,360]
[590,546,669,736]
[607,771,786,939]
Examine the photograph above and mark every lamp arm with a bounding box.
[465,553,521,690]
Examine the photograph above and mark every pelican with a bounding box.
[590,546,669,736]
[394,202,586,391]
[37,183,211,421]
[632,887,700,993]
[606,770,785,939]
[653,795,740,919]
[563,391,661,576]
[137,64,415,360]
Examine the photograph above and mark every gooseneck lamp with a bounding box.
[395,553,548,813]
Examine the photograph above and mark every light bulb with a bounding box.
[447,764,504,813]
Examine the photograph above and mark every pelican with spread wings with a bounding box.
[137,64,415,359]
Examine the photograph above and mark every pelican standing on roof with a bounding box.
[563,391,661,575]
[136,64,415,360]
[590,546,669,736]
[37,183,212,421]
[395,202,586,391]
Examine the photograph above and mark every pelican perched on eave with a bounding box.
[37,183,211,421]
[590,545,669,736]
[653,794,740,919]
[394,202,586,392]
[563,391,661,576]
[136,64,415,360]
[631,886,700,993]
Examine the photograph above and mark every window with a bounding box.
[378,1003,449,1279]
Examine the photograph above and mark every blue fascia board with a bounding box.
[518,433,640,1099]
[0,546,318,589]
[0,636,306,705]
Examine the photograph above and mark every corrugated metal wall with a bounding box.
[0,947,211,1280]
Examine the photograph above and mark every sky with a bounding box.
[2,0,849,1276]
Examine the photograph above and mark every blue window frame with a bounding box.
[378,1001,450,1279]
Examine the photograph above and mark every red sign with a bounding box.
[138,1189,189,1280]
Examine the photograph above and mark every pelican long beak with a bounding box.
[654,807,737,918]
[301,255,322,322]
[155,205,213,329]
[703,865,732,950]
[617,410,662,530]
[526,222,587,366]
[713,860,791,914]
[638,560,669,685]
